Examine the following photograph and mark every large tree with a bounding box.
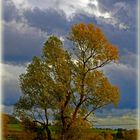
[14,23,119,140]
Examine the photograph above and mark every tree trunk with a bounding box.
[44,108,52,140]
[46,126,52,140]
[60,115,66,140]
[61,132,65,140]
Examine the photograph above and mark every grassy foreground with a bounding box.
[3,123,138,140]
[2,114,138,140]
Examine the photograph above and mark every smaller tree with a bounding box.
[14,56,55,140]
[21,118,46,140]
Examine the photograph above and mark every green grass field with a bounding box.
[4,123,137,140]
[8,123,118,134]
[3,114,137,140]
[8,124,23,132]
[8,123,117,134]
[92,128,117,134]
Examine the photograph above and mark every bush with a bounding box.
[123,129,137,140]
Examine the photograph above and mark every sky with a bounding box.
[2,0,138,129]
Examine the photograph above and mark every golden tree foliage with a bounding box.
[14,23,120,140]
[65,23,119,130]
[69,23,119,62]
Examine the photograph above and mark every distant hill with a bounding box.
[2,113,20,124]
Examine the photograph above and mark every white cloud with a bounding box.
[86,0,111,18]
[103,63,136,81]
[2,63,26,82]
[10,0,111,20]
[121,51,137,67]
[94,108,138,129]
[118,23,129,30]
[113,2,129,12]
[1,104,14,115]
[96,108,138,117]
[10,0,30,10]
[103,1,134,30]
[7,0,132,30]
[59,36,65,42]
[1,63,26,104]
[3,20,47,38]
[3,20,48,60]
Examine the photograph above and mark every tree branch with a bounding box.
[86,59,111,74]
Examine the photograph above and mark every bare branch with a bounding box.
[86,59,111,74]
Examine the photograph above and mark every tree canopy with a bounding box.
[14,23,119,140]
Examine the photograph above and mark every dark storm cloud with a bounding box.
[2,0,47,63]
[98,0,137,30]
[3,81,21,105]
[2,0,137,110]
[70,13,97,25]
[2,0,137,63]
[99,0,136,7]
[104,62,137,109]
[71,13,137,55]
[2,7,98,63]
[102,26,137,54]
[2,5,71,63]
[3,21,47,63]
[24,8,69,35]
[2,0,21,22]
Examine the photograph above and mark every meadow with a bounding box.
[2,114,138,140]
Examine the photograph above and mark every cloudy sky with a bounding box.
[2,0,138,129]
